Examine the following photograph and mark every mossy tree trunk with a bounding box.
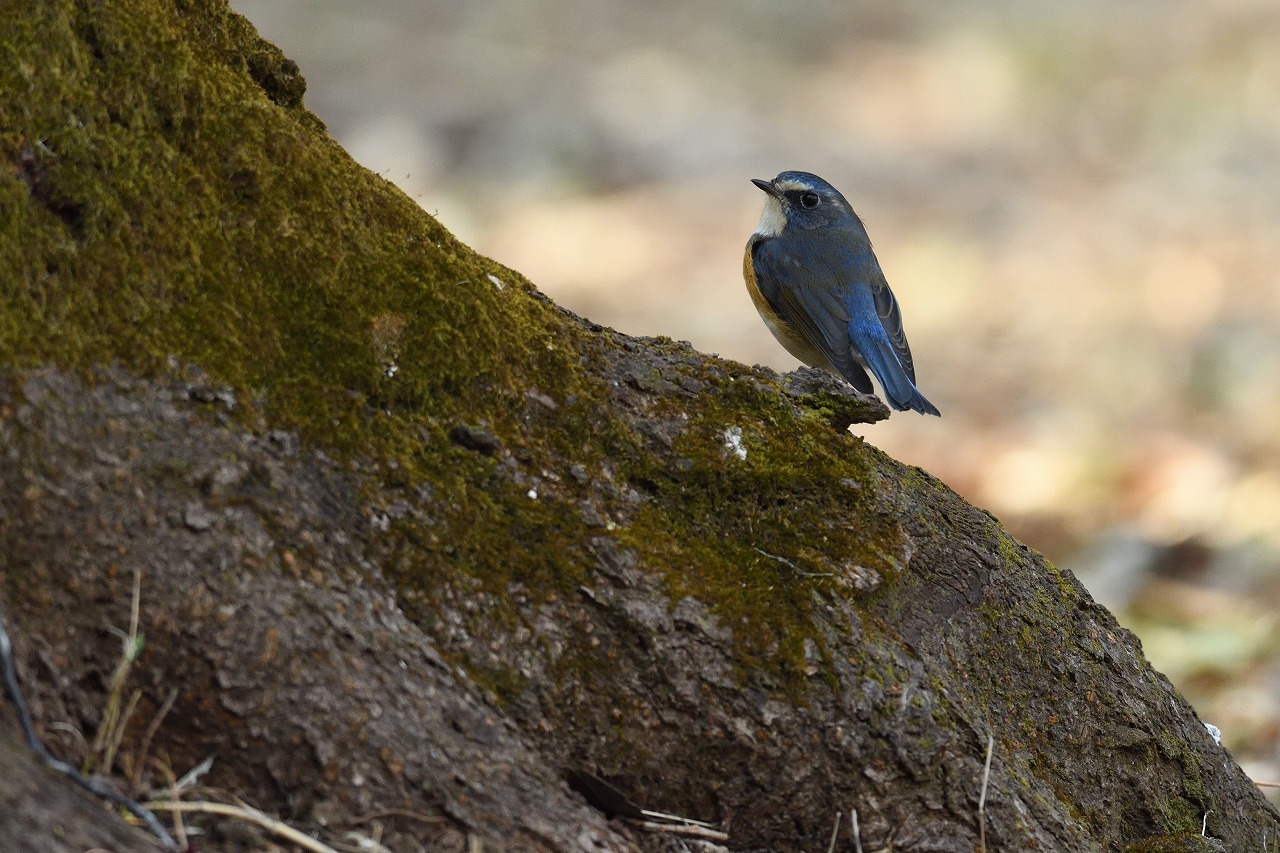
[0,2,1275,851]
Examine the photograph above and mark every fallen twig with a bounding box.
[978,734,994,852]
[632,820,730,842]
[130,687,179,790]
[147,799,341,853]
[152,758,189,850]
[752,547,834,578]
[170,755,215,794]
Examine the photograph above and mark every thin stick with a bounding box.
[637,807,718,829]
[102,687,141,775]
[129,565,142,640]
[131,687,179,790]
[147,800,341,853]
[752,547,833,578]
[851,808,864,853]
[978,735,994,852]
[826,810,841,853]
[632,820,730,842]
[162,754,215,796]
[89,567,145,775]
[153,759,188,850]
[47,720,88,753]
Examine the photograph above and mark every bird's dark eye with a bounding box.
[800,191,820,209]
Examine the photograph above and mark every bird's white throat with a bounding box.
[754,196,787,238]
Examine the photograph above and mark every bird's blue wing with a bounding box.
[752,239,875,394]
[870,278,917,384]
[762,235,939,415]
[846,283,940,415]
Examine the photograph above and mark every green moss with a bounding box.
[3,0,580,435]
[3,0,924,701]
[0,0,607,687]
[0,0,956,707]
[609,381,905,688]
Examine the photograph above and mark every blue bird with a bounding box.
[744,171,940,416]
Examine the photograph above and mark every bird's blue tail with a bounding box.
[856,333,941,416]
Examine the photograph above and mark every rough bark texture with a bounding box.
[1,368,628,851]
[0,725,155,851]
[0,1,1276,851]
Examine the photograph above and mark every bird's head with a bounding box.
[751,171,858,237]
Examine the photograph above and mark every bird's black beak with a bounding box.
[751,178,780,198]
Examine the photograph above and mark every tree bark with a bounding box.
[0,725,155,851]
[0,2,1274,851]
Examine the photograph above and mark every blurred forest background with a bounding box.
[230,0,1280,797]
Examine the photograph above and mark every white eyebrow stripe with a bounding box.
[772,179,812,193]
